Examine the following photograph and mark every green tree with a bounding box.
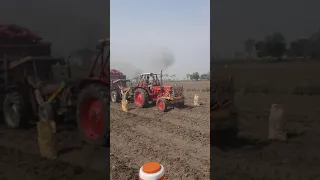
[289,39,311,57]
[309,29,320,58]
[265,32,286,59]
[190,72,200,81]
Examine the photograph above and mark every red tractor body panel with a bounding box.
[110,69,126,81]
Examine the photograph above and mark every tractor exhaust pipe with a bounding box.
[160,70,163,93]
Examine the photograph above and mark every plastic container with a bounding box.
[139,162,165,180]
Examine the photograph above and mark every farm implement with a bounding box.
[211,76,239,143]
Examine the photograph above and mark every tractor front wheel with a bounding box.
[134,88,148,108]
[3,92,27,128]
[77,84,109,145]
[111,90,120,103]
[156,98,168,112]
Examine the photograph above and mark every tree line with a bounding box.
[161,72,210,81]
[186,72,210,81]
[244,29,320,60]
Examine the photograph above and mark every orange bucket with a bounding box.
[139,162,165,180]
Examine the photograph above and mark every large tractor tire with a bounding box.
[111,90,120,103]
[77,84,109,146]
[3,92,27,128]
[134,88,148,108]
[156,98,168,112]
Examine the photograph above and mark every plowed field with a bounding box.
[110,81,210,179]
[0,125,108,180]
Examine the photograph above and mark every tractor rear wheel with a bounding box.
[156,98,168,112]
[111,90,120,103]
[134,88,148,108]
[77,84,109,146]
[3,92,27,128]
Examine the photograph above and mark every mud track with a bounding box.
[212,94,320,180]
[0,125,108,180]
[110,95,210,179]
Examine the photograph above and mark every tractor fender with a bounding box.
[131,86,149,92]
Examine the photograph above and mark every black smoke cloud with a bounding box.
[143,46,176,72]
[0,0,109,57]
[111,46,175,79]
[154,47,175,70]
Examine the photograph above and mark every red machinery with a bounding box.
[110,69,129,103]
[110,69,126,81]
[124,71,185,112]
[0,27,110,145]
[74,38,110,145]
[0,24,42,44]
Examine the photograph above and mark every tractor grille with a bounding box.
[164,90,170,97]
[172,85,183,97]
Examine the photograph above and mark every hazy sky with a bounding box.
[111,0,210,79]
[212,0,320,58]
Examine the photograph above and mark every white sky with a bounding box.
[110,0,210,79]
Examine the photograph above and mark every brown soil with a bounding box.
[212,94,320,180]
[0,125,108,180]
[110,81,210,179]
[212,62,320,179]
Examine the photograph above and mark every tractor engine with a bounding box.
[171,85,184,98]
[161,85,184,100]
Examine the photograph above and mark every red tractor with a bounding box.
[110,69,129,103]
[74,38,110,145]
[110,79,131,103]
[0,35,110,146]
[124,71,184,112]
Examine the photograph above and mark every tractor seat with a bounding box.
[153,80,160,86]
